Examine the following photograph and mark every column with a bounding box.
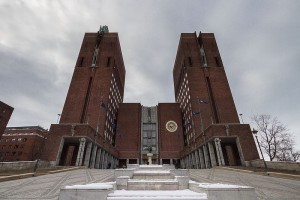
[198,148,205,169]
[89,144,98,168]
[100,150,105,169]
[214,138,225,166]
[203,145,210,168]
[190,153,194,168]
[236,137,246,166]
[76,138,86,166]
[194,150,200,169]
[95,148,102,169]
[83,142,93,167]
[55,138,65,166]
[208,142,217,167]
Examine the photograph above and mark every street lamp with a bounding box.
[252,128,268,174]
[239,113,244,124]
[57,114,61,123]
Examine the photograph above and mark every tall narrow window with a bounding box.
[188,57,192,67]
[80,77,93,123]
[200,45,207,67]
[206,77,219,123]
[215,57,220,67]
[91,48,99,67]
[107,57,111,67]
[79,57,84,67]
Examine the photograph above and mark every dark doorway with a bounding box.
[162,159,171,164]
[221,142,241,166]
[119,159,127,168]
[59,142,79,166]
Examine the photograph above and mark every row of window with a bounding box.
[104,74,122,144]
[1,144,24,149]
[0,151,23,156]
[0,138,27,143]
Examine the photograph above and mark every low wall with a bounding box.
[250,159,300,172]
[0,160,50,172]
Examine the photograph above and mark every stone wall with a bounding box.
[0,160,50,172]
[250,159,300,171]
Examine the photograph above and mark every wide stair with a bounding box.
[107,190,207,200]
[107,165,207,200]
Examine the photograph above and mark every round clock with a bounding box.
[166,121,178,132]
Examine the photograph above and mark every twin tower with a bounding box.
[41,27,259,168]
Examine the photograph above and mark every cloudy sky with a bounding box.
[1,0,299,150]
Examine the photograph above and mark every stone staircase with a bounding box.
[107,190,207,200]
[107,165,207,200]
[59,164,257,200]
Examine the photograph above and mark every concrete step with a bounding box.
[133,170,173,179]
[107,190,208,200]
[127,179,179,190]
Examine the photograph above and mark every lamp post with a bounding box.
[57,114,61,123]
[252,128,268,174]
[239,113,244,124]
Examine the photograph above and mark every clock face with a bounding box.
[166,121,178,132]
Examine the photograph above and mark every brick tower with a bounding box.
[173,32,259,168]
[42,26,125,167]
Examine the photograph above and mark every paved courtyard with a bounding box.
[0,169,114,200]
[0,168,299,200]
[190,168,300,200]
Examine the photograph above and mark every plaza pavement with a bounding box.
[0,168,299,200]
[0,169,114,200]
[190,168,300,200]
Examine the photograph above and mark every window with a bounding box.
[188,57,192,67]
[215,56,221,67]
[79,57,84,67]
[107,57,111,67]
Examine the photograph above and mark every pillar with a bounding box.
[89,144,98,168]
[208,142,217,167]
[56,137,65,165]
[198,148,205,169]
[203,145,210,168]
[194,150,200,169]
[75,138,86,166]
[100,150,105,169]
[236,137,246,166]
[95,148,102,169]
[214,138,225,166]
[83,142,93,167]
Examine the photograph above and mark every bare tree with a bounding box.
[291,151,300,162]
[252,114,288,161]
[276,132,294,161]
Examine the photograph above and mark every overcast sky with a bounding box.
[0,0,299,150]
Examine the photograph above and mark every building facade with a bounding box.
[0,101,14,138]
[41,27,259,168]
[0,126,48,162]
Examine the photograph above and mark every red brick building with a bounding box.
[0,126,48,162]
[0,101,14,138]
[41,27,259,168]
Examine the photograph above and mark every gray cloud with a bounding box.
[0,0,299,149]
